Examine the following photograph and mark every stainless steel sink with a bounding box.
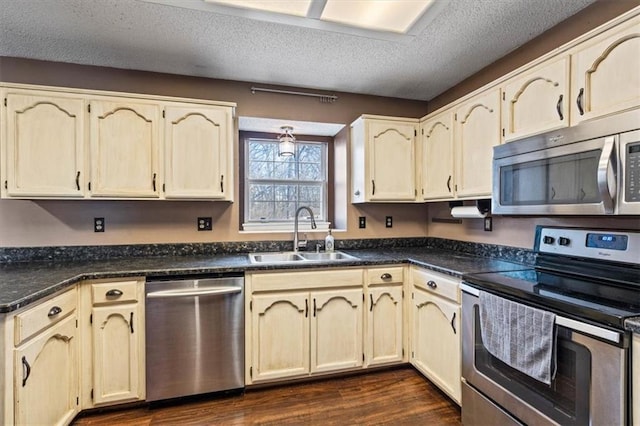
[249,252,305,263]
[248,251,358,264]
[299,252,358,261]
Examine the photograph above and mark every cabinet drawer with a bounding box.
[14,287,77,346]
[251,269,363,291]
[411,267,460,303]
[368,266,404,285]
[92,280,140,304]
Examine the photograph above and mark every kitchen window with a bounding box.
[243,138,329,232]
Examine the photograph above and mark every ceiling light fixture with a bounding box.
[278,125,296,157]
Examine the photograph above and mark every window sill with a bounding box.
[241,221,332,233]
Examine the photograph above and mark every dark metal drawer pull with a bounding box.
[380,273,392,280]
[370,294,374,312]
[450,312,457,334]
[106,289,123,298]
[75,171,81,190]
[427,280,437,289]
[556,94,564,120]
[130,312,134,333]
[48,306,62,317]
[577,88,585,116]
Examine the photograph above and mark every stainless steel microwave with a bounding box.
[492,109,640,215]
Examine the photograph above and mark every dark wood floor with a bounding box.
[73,367,461,425]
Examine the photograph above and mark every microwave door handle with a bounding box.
[597,136,617,214]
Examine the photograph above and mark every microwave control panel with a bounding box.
[625,142,640,202]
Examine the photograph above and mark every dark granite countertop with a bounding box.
[626,317,640,334]
[0,247,529,313]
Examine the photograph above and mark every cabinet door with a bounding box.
[164,105,232,199]
[571,15,640,124]
[502,56,570,142]
[4,91,85,198]
[421,111,454,200]
[411,287,461,404]
[310,289,363,373]
[454,88,501,198]
[367,120,417,201]
[14,314,78,426]
[89,98,160,197]
[366,285,403,366]
[251,292,309,382]
[91,303,143,405]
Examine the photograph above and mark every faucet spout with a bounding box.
[293,206,317,252]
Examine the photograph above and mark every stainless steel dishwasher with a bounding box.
[145,274,244,402]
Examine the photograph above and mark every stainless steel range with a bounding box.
[461,226,639,426]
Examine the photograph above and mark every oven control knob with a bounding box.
[559,237,570,246]
[543,236,555,245]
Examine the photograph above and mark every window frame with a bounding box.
[243,137,329,230]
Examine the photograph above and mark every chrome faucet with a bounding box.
[293,206,317,252]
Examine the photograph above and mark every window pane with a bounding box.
[246,138,327,223]
[299,163,322,180]
[248,161,274,179]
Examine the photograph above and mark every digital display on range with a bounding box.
[586,233,628,250]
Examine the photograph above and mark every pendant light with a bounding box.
[278,125,296,157]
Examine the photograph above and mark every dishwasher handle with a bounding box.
[146,286,242,298]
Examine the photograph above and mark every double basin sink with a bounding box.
[249,251,358,264]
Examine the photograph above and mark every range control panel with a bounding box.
[537,227,639,265]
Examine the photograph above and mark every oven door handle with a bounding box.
[597,136,617,214]
[461,283,622,344]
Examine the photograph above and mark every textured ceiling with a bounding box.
[0,0,597,101]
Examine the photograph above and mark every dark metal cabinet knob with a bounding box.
[427,280,438,289]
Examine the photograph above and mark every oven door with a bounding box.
[492,135,617,215]
[461,285,628,426]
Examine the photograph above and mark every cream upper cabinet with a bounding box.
[502,56,570,142]
[365,281,404,366]
[163,104,233,200]
[571,14,640,125]
[250,292,310,382]
[88,98,160,198]
[351,115,419,203]
[85,279,145,407]
[420,110,455,200]
[454,88,501,198]
[310,288,363,374]
[2,90,85,198]
[13,289,79,426]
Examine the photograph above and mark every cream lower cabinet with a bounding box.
[11,287,79,426]
[410,267,461,405]
[365,267,405,367]
[351,115,419,203]
[633,334,639,426]
[80,278,145,408]
[571,14,640,125]
[247,269,364,384]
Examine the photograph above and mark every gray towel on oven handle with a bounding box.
[479,290,557,385]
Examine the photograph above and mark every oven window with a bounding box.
[499,149,600,206]
[473,307,591,425]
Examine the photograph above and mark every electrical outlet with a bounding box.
[484,217,493,232]
[358,216,366,229]
[197,217,212,231]
[385,216,393,228]
[94,217,105,232]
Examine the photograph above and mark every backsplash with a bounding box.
[0,237,535,265]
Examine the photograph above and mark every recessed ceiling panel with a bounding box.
[204,0,312,17]
[321,0,433,33]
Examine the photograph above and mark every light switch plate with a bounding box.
[484,217,493,232]
[359,217,366,229]
[198,217,212,231]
